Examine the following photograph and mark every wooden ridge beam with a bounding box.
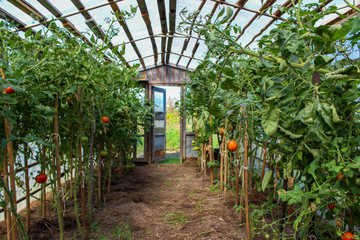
[137,0,159,65]
[235,0,277,42]
[157,0,168,63]
[128,51,204,63]
[107,0,146,68]
[166,0,177,64]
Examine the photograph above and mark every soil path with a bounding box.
[95,161,246,239]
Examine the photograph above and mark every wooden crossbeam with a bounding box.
[128,51,204,63]
[244,0,335,47]
[184,0,222,68]
[326,4,360,25]
[244,0,296,48]
[166,0,177,64]
[225,0,248,29]
[108,0,146,68]
[0,7,36,34]
[7,0,46,22]
[70,0,130,67]
[235,0,277,42]
[157,0,168,63]
[137,0,159,65]
[176,0,206,66]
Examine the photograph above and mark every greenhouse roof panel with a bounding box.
[1,0,359,71]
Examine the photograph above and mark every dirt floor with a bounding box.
[1,160,247,239]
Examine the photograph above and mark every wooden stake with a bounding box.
[248,143,252,192]
[235,123,242,205]
[77,87,87,239]
[107,144,113,193]
[24,144,30,234]
[3,146,12,240]
[203,143,207,177]
[220,136,225,191]
[54,94,65,239]
[89,117,95,220]
[209,116,214,184]
[41,147,46,219]
[261,141,267,181]
[98,132,104,203]
[2,68,18,240]
[243,116,251,240]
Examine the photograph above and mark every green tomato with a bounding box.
[356,178,360,186]
[81,136,89,142]
[100,150,108,157]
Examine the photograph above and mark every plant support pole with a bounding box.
[2,68,18,240]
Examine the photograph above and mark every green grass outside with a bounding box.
[166,112,180,151]
[157,156,180,164]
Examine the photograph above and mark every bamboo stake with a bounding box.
[243,115,251,240]
[3,146,12,240]
[261,141,267,181]
[24,144,30,233]
[2,68,18,240]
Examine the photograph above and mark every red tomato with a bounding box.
[328,203,335,210]
[219,127,224,135]
[35,173,47,183]
[336,174,345,182]
[227,140,238,152]
[6,86,14,94]
[342,232,355,240]
[0,168,2,175]
[102,116,109,123]
[114,168,120,173]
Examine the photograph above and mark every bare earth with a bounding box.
[1,160,247,239]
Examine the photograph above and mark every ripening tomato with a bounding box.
[102,116,109,123]
[6,86,14,94]
[328,203,335,210]
[219,127,224,135]
[342,232,355,240]
[35,173,47,183]
[227,140,238,152]
[336,174,345,182]
[206,147,210,152]
[0,168,2,175]
[114,168,120,173]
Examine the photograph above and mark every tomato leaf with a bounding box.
[261,101,280,136]
[261,170,272,192]
[279,126,303,139]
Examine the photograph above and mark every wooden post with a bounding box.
[2,68,18,240]
[24,144,30,233]
[3,146,12,240]
[107,144,113,193]
[235,123,242,205]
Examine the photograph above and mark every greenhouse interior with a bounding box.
[1,0,360,239]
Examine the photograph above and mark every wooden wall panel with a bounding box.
[138,65,189,85]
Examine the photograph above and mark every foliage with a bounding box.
[179,0,360,239]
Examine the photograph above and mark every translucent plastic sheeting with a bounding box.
[47,0,78,16]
